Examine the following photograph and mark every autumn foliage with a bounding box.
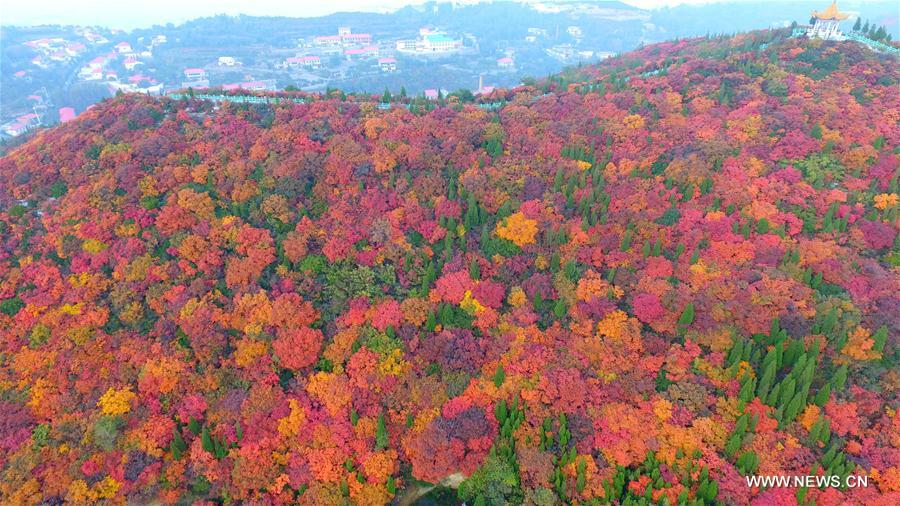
[0,29,898,505]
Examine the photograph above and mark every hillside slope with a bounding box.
[1,30,898,504]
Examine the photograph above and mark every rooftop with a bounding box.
[425,33,457,43]
[812,1,849,21]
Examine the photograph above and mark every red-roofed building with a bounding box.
[128,74,156,84]
[58,107,76,123]
[115,41,133,53]
[287,55,321,69]
[497,57,514,68]
[314,35,342,47]
[315,27,373,48]
[424,89,440,100]
[88,56,107,69]
[27,95,42,102]
[26,38,54,49]
[14,70,28,78]
[342,33,372,45]
[344,45,378,60]
[4,122,29,137]
[17,114,39,125]
[124,56,140,71]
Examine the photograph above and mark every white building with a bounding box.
[396,39,418,51]
[421,32,462,52]
[218,56,238,66]
[183,68,206,81]
[396,29,463,54]
[286,55,321,69]
[313,28,372,48]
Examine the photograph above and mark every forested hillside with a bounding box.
[1,29,898,504]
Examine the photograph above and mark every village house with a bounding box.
[344,45,379,61]
[314,35,343,48]
[3,122,29,137]
[87,56,107,70]
[85,69,103,80]
[314,27,373,48]
[17,113,40,127]
[128,74,156,86]
[341,32,373,46]
[287,55,322,69]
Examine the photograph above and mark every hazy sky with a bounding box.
[0,0,854,30]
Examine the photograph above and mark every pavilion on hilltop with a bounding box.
[807,1,850,41]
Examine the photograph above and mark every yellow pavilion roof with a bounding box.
[812,1,850,21]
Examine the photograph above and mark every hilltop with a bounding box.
[0,29,898,504]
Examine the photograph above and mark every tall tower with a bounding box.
[807,1,849,41]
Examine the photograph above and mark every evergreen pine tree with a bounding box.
[201,426,214,453]
[375,413,389,450]
[678,303,695,326]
